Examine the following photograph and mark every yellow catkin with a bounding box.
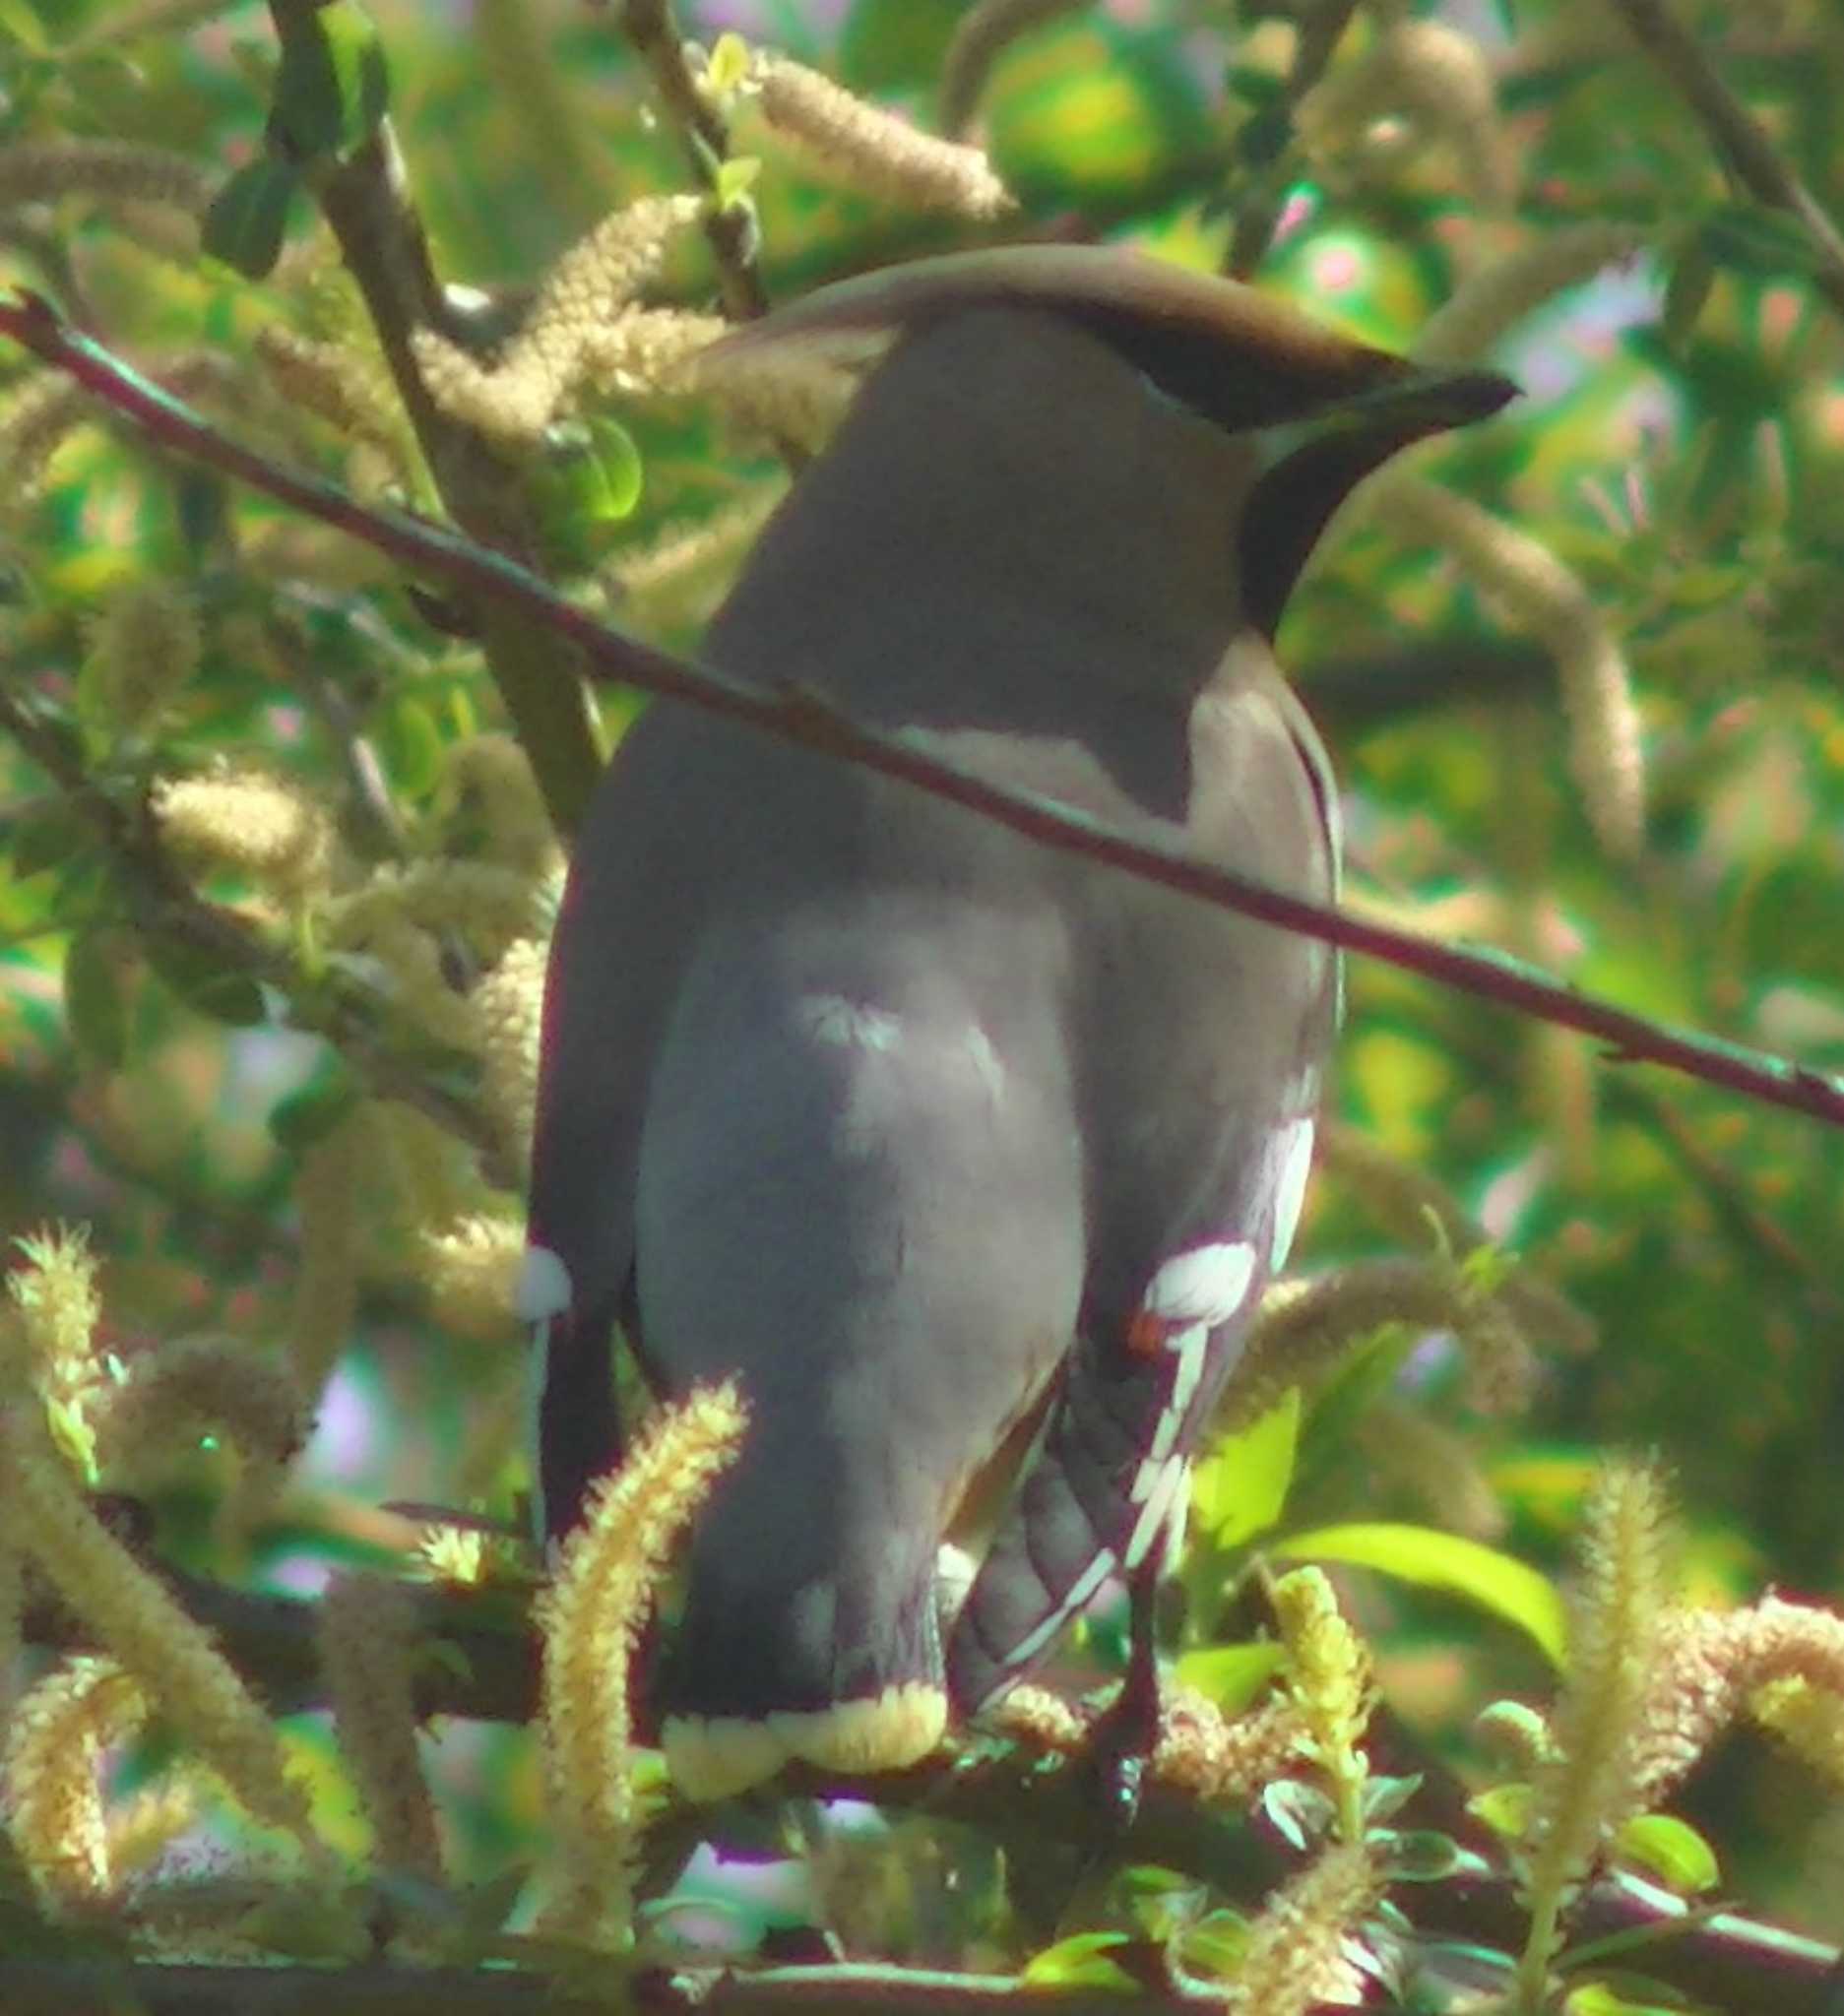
[471,937,547,1178]
[7,1223,101,1391]
[1272,1567,1373,1845]
[421,1214,525,1343]
[1224,1254,1534,1440]
[753,57,1014,219]
[614,487,784,629]
[0,374,95,503]
[413,194,701,445]
[1153,1690,1306,1804]
[95,1335,308,1485]
[989,1683,1090,1753]
[331,859,545,966]
[1629,1595,1844,1808]
[1416,224,1647,366]
[372,1101,475,1233]
[334,911,478,1051]
[692,338,858,458]
[1520,1460,1673,1997]
[1300,18,1509,213]
[0,139,211,217]
[440,733,558,882]
[582,305,726,397]
[105,1772,203,1879]
[1751,1677,1844,1788]
[318,1575,443,1882]
[0,1656,149,1910]
[253,327,409,470]
[1316,1124,1595,1360]
[1368,476,1644,858]
[1228,1843,1382,2013]
[536,1381,748,1946]
[80,577,202,745]
[152,767,335,902]
[1,1414,318,1854]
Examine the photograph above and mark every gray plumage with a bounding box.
[526,249,1513,1798]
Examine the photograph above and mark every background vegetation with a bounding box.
[3,0,1844,2009]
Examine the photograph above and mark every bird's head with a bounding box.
[706,245,1517,643]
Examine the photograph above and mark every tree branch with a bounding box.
[1222,0,1364,281]
[613,0,769,322]
[1606,0,1844,321]
[263,0,604,837]
[0,1957,1257,2016]
[21,1514,1840,2015]
[6,288,1842,1135]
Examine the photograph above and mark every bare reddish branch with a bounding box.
[6,289,1843,1133]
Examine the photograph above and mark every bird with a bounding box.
[522,245,1515,1802]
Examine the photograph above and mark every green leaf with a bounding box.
[838,0,962,94]
[1615,1812,1719,1895]
[1172,1641,1285,1713]
[1467,1782,1532,1840]
[62,926,132,1071]
[713,154,761,212]
[1275,1523,1568,1666]
[1661,239,1716,349]
[202,158,298,281]
[272,0,390,162]
[705,31,752,98]
[268,1066,359,1153]
[1176,1908,1248,1983]
[1189,1387,1300,1546]
[1699,203,1826,281]
[531,418,644,574]
[44,1394,98,1483]
[11,800,88,880]
[1260,1777,1335,1853]
[0,0,47,55]
[374,694,445,800]
[1376,1828,1466,1881]
[1561,1984,1685,2016]
[147,936,267,1029]
[1020,1930,1136,1990]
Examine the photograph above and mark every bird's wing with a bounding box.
[524,703,717,1546]
[948,646,1340,1710]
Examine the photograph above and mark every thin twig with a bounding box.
[1223,0,1364,280]
[264,0,604,838]
[1605,0,1844,321]
[614,0,769,321]
[7,287,1844,1135]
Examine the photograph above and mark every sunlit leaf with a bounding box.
[1020,1930,1136,1990]
[1190,1387,1301,1547]
[1615,1813,1720,1895]
[1275,1523,1568,1665]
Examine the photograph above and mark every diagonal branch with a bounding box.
[263,0,604,837]
[1606,0,1844,321]
[6,288,1844,1135]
